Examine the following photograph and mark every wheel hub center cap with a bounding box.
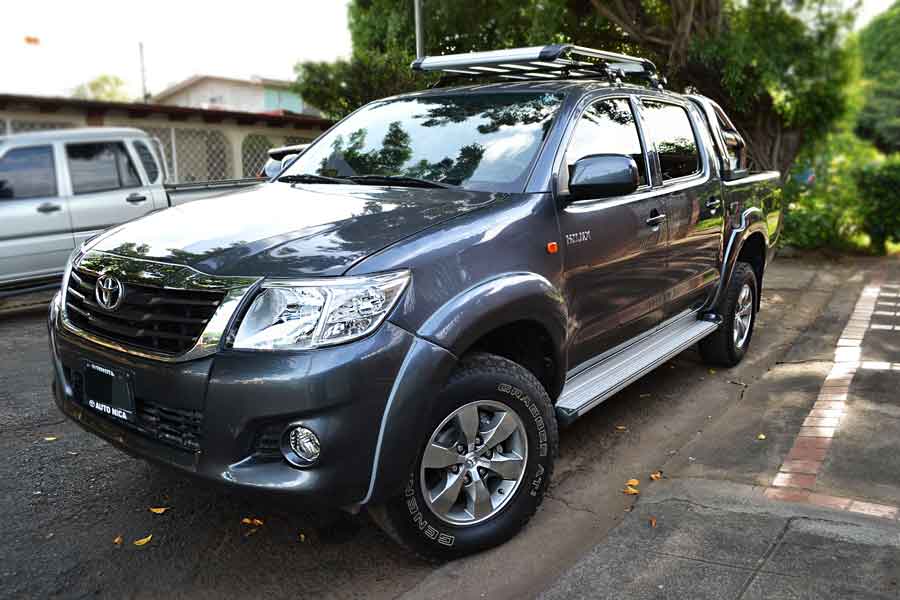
[465,457,476,469]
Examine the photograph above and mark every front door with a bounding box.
[638,99,721,318]
[558,97,670,368]
[64,141,158,250]
[0,144,74,286]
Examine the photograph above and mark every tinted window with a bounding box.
[133,140,160,183]
[0,146,57,200]
[565,98,647,187]
[641,101,701,180]
[67,142,142,194]
[284,92,564,192]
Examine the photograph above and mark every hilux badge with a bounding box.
[95,275,124,310]
[565,231,592,246]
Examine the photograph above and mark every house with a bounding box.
[152,75,321,117]
[0,93,331,181]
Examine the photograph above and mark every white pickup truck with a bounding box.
[0,127,263,296]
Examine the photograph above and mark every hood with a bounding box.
[91,183,499,277]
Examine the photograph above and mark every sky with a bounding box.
[1,0,353,99]
[0,0,894,101]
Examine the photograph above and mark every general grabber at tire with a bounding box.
[369,352,559,561]
[700,261,758,367]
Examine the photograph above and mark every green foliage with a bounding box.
[71,74,130,102]
[296,0,856,174]
[854,155,900,254]
[782,127,880,250]
[856,1,900,153]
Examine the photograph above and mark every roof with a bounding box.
[152,75,296,103]
[0,127,149,144]
[0,93,332,130]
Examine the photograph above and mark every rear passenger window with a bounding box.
[641,101,701,181]
[564,98,647,188]
[0,146,57,200]
[66,142,142,195]
[133,140,160,183]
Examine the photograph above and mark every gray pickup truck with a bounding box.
[0,127,261,296]
[48,45,781,560]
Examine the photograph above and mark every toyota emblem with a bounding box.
[95,274,124,310]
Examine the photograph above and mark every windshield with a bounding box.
[285,92,565,192]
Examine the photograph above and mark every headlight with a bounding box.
[231,270,410,350]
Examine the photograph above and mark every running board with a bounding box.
[556,314,719,426]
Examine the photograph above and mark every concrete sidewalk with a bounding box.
[541,478,900,599]
[543,257,900,599]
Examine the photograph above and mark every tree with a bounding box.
[72,75,130,102]
[856,1,900,154]
[296,0,857,174]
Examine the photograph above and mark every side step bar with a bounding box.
[556,313,719,426]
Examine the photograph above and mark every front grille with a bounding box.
[65,268,225,355]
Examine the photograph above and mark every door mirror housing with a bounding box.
[568,154,639,201]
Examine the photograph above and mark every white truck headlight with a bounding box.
[231,270,410,350]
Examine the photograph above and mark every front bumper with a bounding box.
[49,297,415,507]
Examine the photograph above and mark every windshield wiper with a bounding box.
[345,175,455,189]
[277,173,357,185]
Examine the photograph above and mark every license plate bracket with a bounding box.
[83,361,134,422]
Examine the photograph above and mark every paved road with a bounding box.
[0,256,877,599]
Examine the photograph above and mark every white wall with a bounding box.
[162,80,266,113]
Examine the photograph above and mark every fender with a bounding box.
[357,335,458,506]
[705,206,768,313]
[417,271,568,378]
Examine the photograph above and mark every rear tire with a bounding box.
[369,352,558,561]
[700,261,758,367]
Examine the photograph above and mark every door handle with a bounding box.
[126,193,148,204]
[36,202,62,214]
[645,213,667,227]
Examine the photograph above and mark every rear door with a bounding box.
[557,96,670,367]
[638,98,722,318]
[64,140,158,249]
[0,144,74,286]
[129,138,169,210]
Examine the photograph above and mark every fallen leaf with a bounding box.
[639,393,651,398]
[757,433,767,441]
[43,436,58,442]
[241,517,264,527]
[649,516,657,528]
[709,369,717,375]
[243,528,259,538]
[149,507,168,515]
[252,518,263,527]
[113,535,123,546]
[241,517,253,525]
[615,425,628,432]
[626,478,640,487]
[650,471,663,481]
[133,534,152,546]
[622,485,640,496]
[298,532,306,543]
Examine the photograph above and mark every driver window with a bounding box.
[562,98,648,191]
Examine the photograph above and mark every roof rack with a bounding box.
[411,44,663,89]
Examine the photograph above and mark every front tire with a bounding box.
[700,261,758,367]
[369,352,558,561]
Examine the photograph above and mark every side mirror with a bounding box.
[263,158,283,179]
[568,154,639,201]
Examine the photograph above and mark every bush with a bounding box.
[854,156,900,255]
[781,130,881,250]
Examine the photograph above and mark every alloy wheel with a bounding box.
[419,400,528,526]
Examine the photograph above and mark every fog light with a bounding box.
[282,425,320,466]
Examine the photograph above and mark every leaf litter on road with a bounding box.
[149,507,169,514]
[133,534,152,546]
